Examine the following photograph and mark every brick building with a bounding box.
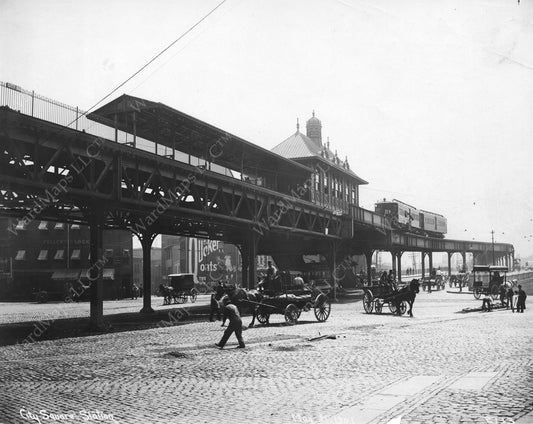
[0,217,133,301]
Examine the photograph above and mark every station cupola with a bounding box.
[306,111,322,146]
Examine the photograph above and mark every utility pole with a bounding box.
[491,230,495,265]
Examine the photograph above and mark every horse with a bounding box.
[391,279,420,317]
[158,284,175,305]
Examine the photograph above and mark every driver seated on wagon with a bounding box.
[491,271,503,286]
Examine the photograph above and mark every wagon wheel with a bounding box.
[285,304,299,325]
[363,290,374,313]
[314,297,331,322]
[189,288,198,303]
[255,305,270,325]
[490,284,499,301]
[175,293,186,304]
[375,299,383,314]
[398,301,408,315]
[473,287,482,300]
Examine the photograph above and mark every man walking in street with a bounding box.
[215,296,245,349]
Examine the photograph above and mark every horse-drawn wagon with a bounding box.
[253,272,331,325]
[159,273,199,305]
[362,279,420,317]
[471,265,508,300]
[421,273,446,291]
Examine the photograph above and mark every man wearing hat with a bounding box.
[517,285,527,313]
[215,296,245,349]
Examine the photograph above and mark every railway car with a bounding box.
[374,199,447,238]
[419,209,447,238]
[374,199,420,231]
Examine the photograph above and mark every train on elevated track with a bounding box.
[374,199,447,238]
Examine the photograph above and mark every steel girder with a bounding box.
[0,109,343,248]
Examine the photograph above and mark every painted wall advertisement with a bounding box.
[188,239,241,284]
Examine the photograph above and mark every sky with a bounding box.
[1,0,532,258]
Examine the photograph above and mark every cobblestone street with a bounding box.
[0,290,532,424]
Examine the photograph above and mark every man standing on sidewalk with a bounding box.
[215,296,245,349]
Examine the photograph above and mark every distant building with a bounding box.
[132,247,162,294]
[0,217,133,301]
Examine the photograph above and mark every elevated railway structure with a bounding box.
[0,82,513,327]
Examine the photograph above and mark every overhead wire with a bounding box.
[66,0,228,129]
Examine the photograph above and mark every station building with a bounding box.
[272,112,367,214]
[270,113,368,287]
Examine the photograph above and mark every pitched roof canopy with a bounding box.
[88,94,312,180]
[271,128,368,185]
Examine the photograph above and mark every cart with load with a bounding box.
[253,271,331,325]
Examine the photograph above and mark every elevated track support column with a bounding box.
[331,241,338,300]
[364,250,374,286]
[331,241,351,298]
[421,252,427,280]
[393,251,403,283]
[428,251,433,292]
[88,214,105,331]
[447,252,453,277]
[137,231,158,314]
[239,244,249,289]
[390,250,398,275]
[247,232,259,290]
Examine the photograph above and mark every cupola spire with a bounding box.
[306,111,322,146]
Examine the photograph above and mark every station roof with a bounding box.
[88,95,311,180]
[271,130,368,185]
